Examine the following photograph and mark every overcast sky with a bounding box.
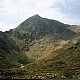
[0,0,80,31]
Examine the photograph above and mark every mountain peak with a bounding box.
[31,14,41,18]
[12,14,76,41]
[33,14,40,17]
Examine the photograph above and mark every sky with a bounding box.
[0,0,80,31]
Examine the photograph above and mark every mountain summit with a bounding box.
[31,14,41,18]
[7,15,76,41]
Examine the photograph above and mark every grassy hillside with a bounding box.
[25,38,80,79]
[0,38,80,79]
[0,31,29,69]
[25,36,75,62]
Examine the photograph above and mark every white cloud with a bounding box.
[58,0,68,8]
[0,0,66,22]
[0,0,56,17]
[0,23,16,32]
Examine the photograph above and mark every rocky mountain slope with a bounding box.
[1,38,80,79]
[23,38,80,79]
[7,14,76,41]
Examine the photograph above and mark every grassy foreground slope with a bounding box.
[0,38,80,79]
